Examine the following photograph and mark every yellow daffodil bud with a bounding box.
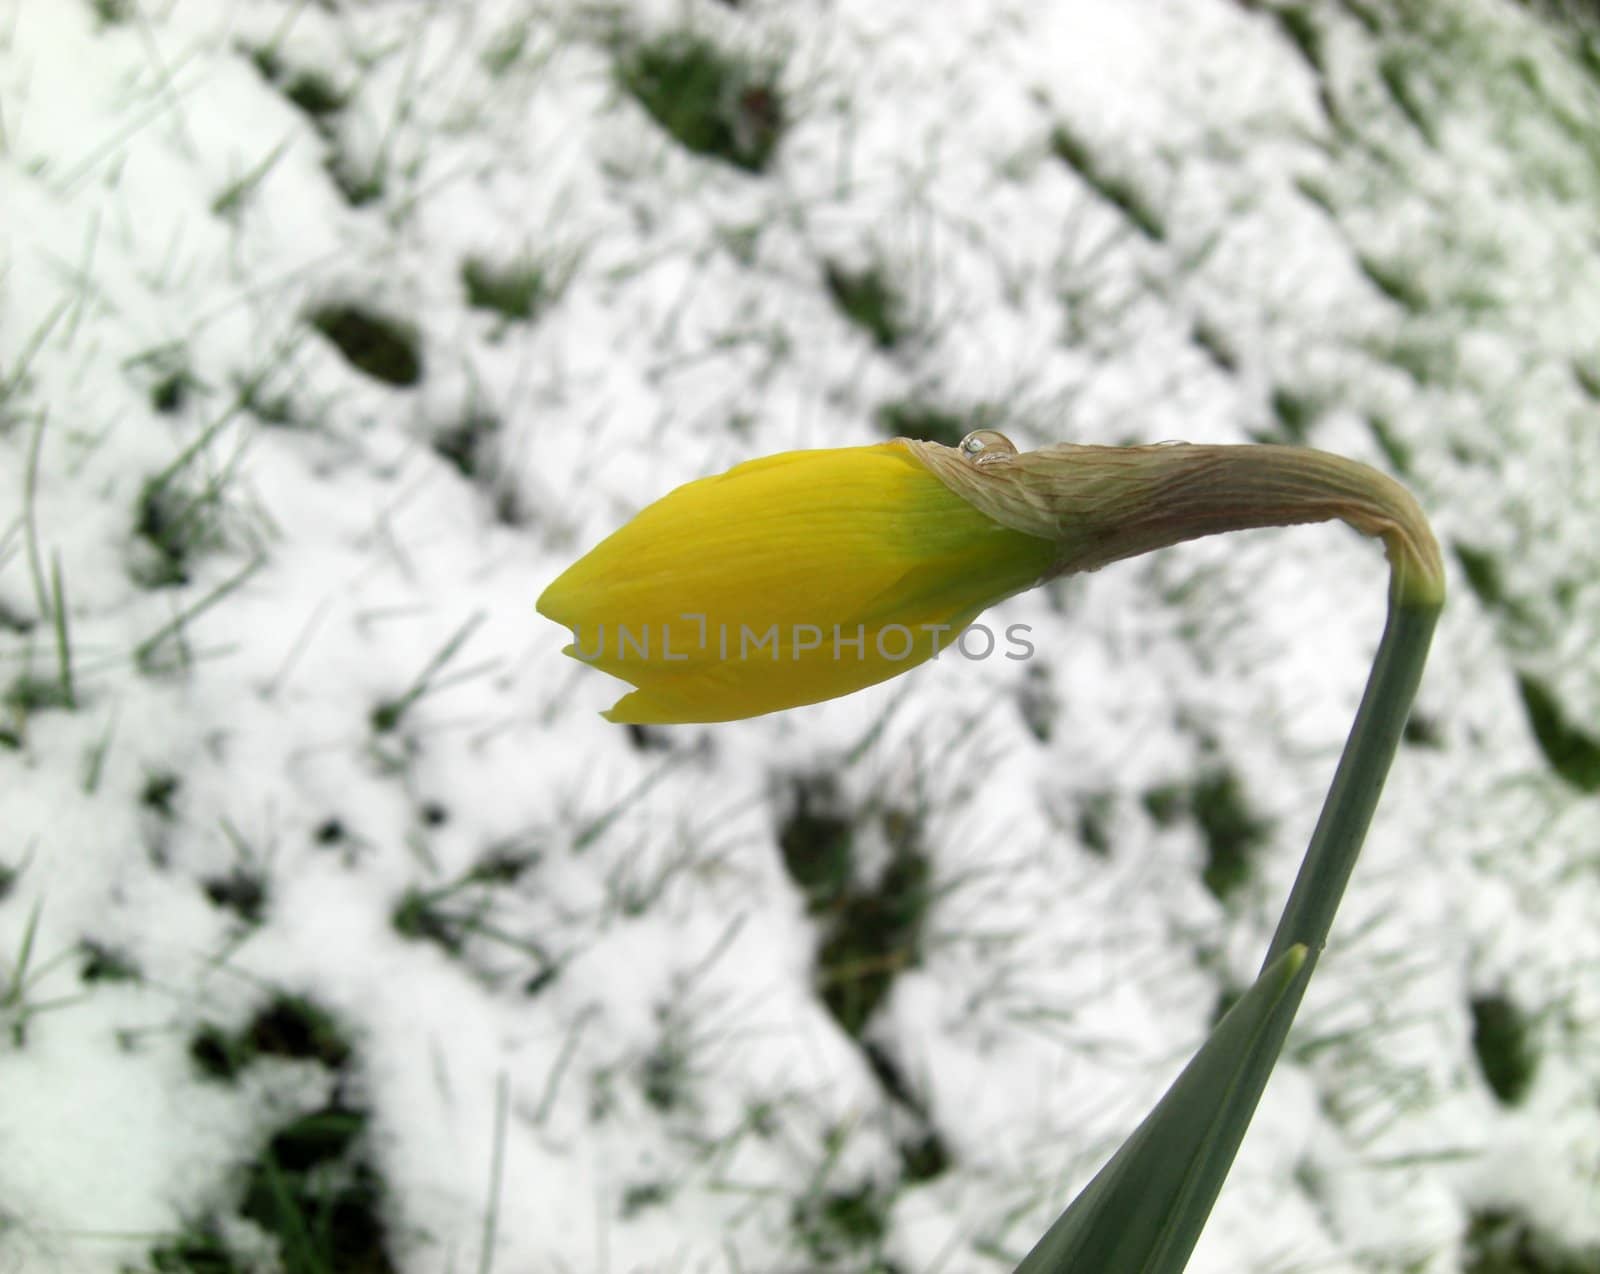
[538,431,1443,724]
[536,439,1057,723]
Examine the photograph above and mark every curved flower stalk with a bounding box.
[903,434,1442,606]
[538,430,1443,1273]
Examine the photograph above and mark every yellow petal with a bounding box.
[537,443,1054,722]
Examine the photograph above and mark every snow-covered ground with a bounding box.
[2,0,1598,1270]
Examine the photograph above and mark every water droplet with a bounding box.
[958,429,1018,466]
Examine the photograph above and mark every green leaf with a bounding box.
[1014,943,1309,1274]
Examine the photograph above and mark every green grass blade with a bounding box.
[50,551,75,710]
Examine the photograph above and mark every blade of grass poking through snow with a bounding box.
[988,445,1445,1274]
[21,411,51,620]
[477,1070,510,1274]
[50,552,74,710]
[134,555,266,673]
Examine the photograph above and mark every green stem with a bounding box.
[1012,590,1441,1274]
[1151,593,1441,1268]
[1265,596,1440,970]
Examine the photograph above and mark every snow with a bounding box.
[2,0,1598,1271]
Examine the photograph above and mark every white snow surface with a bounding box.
[1,0,1597,1271]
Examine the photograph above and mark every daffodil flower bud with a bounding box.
[537,432,1443,724]
[536,441,1056,723]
